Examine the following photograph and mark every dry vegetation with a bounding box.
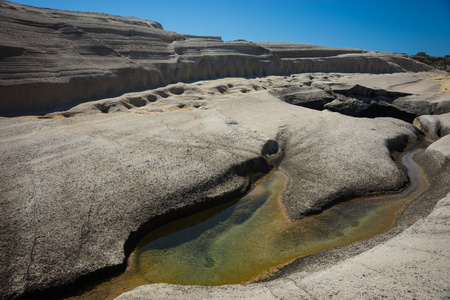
[410,54,450,72]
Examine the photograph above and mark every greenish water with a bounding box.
[70,150,429,299]
[133,150,429,286]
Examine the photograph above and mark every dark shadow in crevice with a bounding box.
[280,84,417,123]
[325,101,417,123]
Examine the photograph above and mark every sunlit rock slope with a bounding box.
[1,1,449,300]
[0,1,431,114]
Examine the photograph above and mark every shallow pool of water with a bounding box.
[133,150,429,286]
[70,150,429,299]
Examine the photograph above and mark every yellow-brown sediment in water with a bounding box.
[72,150,429,299]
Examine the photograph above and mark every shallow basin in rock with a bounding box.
[70,150,428,299]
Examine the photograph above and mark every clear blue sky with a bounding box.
[11,0,450,56]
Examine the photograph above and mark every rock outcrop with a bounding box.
[0,108,272,299]
[0,1,432,114]
[272,73,450,123]
[0,74,438,299]
[1,2,449,300]
[414,112,450,140]
[274,83,421,122]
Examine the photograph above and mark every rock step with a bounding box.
[0,1,432,114]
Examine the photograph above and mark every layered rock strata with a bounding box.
[0,1,431,114]
[1,2,449,300]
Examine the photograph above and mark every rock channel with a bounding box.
[1,2,449,300]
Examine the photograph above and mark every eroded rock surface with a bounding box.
[1,2,450,300]
[0,74,444,299]
[0,1,431,114]
[272,78,450,122]
[117,191,450,300]
[0,109,273,299]
[414,112,450,140]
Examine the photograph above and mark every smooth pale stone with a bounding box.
[0,1,431,114]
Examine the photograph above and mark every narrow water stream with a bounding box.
[70,150,429,299]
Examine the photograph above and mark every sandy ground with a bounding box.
[423,72,450,94]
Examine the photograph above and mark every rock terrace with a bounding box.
[0,2,449,300]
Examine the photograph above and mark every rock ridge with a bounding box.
[0,1,432,114]
[1,2,449,299]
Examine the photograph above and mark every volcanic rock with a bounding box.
[1,2,450,300]
[414,112,450,140]
[0,1,432,114]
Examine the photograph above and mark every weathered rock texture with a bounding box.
[1,73,446,300]
[272,76,450,123]
[0,103,282,299]
[1,2,449,300]
[0,1,432,114]
[117,191,450,300]
[414,112,450,140]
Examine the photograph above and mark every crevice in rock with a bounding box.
[289,280,318,300]
[325,100,417,123]
[15,149,282,300]
[385,134,411,154]
[276,84,419,123]
[261,140,279,156]
[24,228,38,292]
[264,286,277,299]
[332,84,411,99]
